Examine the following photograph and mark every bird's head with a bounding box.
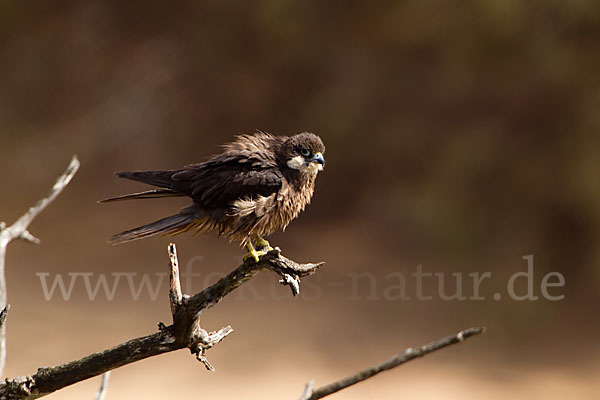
[283,132,325,174]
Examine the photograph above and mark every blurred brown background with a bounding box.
[1,1,599,399]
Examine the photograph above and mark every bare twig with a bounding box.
[0,156,80,378]
[168,243,183,316]
[0,245,322,399]
[193,325,234,371]
[299,380,315,400]
[299,327,485,400]
[0,305,9,331]
[17,230,40,245]
[93,372,110,400]
[0,155,79,244]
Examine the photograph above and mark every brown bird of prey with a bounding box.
[101,132,325,262]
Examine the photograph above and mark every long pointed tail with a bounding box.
[115,170,176,188]
[99,188,182,203]
[109,210,197,244]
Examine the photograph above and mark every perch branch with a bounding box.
[170,245,321,371]
[167,242,234,371]
[299,326,485,400]
[0,156,80,378]
[0,244,322,399]
[182,247,323,318]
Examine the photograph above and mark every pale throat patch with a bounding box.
[287,155,323,173]
[287,155,305,170]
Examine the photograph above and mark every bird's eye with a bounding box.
[300,149,311,157]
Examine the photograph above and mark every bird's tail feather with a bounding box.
[108,212,195,244]
[115,170,176,188]
[99,188,183,203]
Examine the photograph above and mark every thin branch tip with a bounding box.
[94,371,110,400]
[1,155,81,379]
[167,243,183,316]
[191,325,234,372]
[0,305,10,328]
[302,326,485,399]
[299,380,314,400]
[18,230,41,244]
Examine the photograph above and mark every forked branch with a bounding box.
[0,244,322,399]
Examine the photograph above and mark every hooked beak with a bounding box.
[311,152,325,167]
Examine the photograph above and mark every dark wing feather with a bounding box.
[111,149,283,209]
[171,151,283,208]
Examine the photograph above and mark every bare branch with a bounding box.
[0,156,80,378]
[299,327,485,400]
[170,245,320,371]
[93,372,110,400]
[0,305,9,331]
[193,325,234,371]
[0,245,322,399]
[17,230,41,245]
[182,248,323,320]
[167,243,235,371]
[1,155,80,244]
[299,380,314,400]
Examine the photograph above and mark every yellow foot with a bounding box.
[243,248,268,263]
[244,241,267,263]
[253,234,274,251]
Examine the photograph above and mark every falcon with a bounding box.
[101,132,325,262]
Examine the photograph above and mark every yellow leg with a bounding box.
[253,234,273,251]
[243,240,267,263]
